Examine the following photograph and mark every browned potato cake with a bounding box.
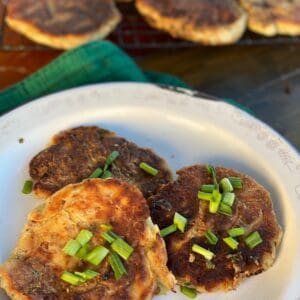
[148,165,282,292]
[0,179,175,299]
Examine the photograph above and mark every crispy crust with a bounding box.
[148,165,282,292]
[6,0,121,49]
[0,179,175,299]
[136,0,247,45]
[240,0,300,36]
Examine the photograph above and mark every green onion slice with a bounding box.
[111,238,134,260]
[197,191,213,201]
[228,227,245,237]
[22,180,33,194]
[173,212,188,233]
[206,165,219,190]
[85,245,109,266]
[63,239,81,256]
[220,178,233,192]
[218,202,233,216]
[76,229,93,246]
[192,244,215,261]
[223,237,239,250]
[76,244,89,259]
[101,231,117,244]
[104,151,120,171]
[102,170,113,179]
[228,177,243,189]
[180,285,197,299]
[75,269,99,280]
[108,252,127,280]
[222,192,235,207]
[209,190,222,214]
[204,229,218,245]
[200,184,215,193]
[139,162,159,176]
[100,224,113,231]
[61,271,83,285]
[89,168,103,179]
[160,224,177,238]
[245,231,263,249]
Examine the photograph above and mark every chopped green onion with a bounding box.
[218,202,233,216]
[222,192,235,207]
[76,244,89,259]
[228,177,243,189]
[111,238,134,260]
[223,237,239,250]
[180,286,197,299]
[61,271,83,285]
[76,229,93,246]
[89,168,103,178]
[104,151,120,171]
[192,244,215,261]
[22,180,33,194]
[75,269,99,280]
[100,224,113,231]
[63,239,81,256]
[206,165,219,190]
[85,245,109,266]
[220,178,233,192]
[228,227,245,237]
[209,190,222,213]
[245,231,263,249]
[101,231,117,244]
[108,252,127,280]
[197,191,213,201]
[160,224,177,238]
[204,230,218,245]
[173,212,188,233]
[206,260,215,270]
[139,162,159,176]
[102,170,113,179]
[200,184,215,193]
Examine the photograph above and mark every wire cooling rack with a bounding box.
[1,1,300,52]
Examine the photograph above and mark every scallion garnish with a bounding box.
[228,227,245,237]
[197,191,213,201]
[223,237,239,250]
[228,177,243,189]
[160,224,177,238]
[76,244,89,259]
[76,229,93,246]
[209,189,222,213]
[100,224,113,231]
[108,252,127,280]
[111,238,134,260]
[102,170,113,179]
[206,165,219,190]
[218,202,232,216]
[61,271,83,285]
[220,178,233,192]
[174,212,187,233]
[192,244,215,261]
[22,180,33,194]
[180,285,197,299]
[101,231,117,244]
[85,245,109,266]
[204,229,218,245]
[139,162,159,176]
[89,168,103,179]
[222,192,235,207]
[63,239,81,256]
[104,151,120,171]
[200,184,215,193]
[245,231,263,249]
[75,269,99,280]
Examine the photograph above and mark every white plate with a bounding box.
[0,83,299,300]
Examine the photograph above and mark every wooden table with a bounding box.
[1,2,299,149]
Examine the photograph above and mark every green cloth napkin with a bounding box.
[0,40,252,115]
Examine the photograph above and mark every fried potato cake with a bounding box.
[29,126,172,199]
[135,0,247,45]
[148,165,282,292]
[240,0,300,36]
[6,0,121,49]
[0,179,175,299]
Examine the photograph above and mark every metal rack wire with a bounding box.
[1,1,300,52]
